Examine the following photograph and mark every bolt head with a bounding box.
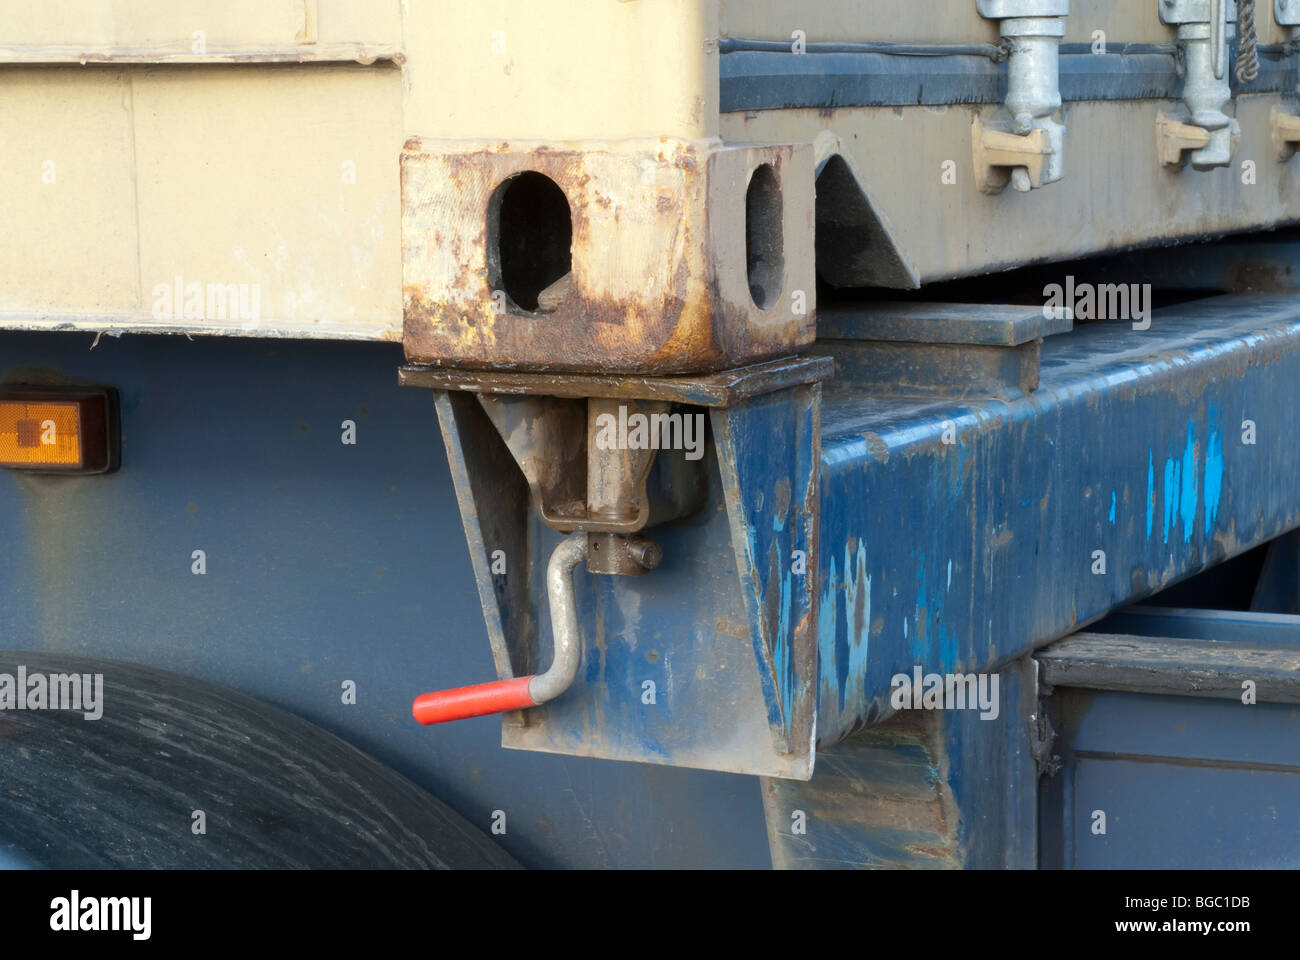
[631,539,663,570]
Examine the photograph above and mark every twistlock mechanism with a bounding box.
[399,355,828,780]
[400,132,826,777]
[409,392,703,723]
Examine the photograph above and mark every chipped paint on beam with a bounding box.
[815,295,1300,745]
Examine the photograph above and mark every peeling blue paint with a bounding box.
[843,542,871,715]
[811,299,1300,747]
[821,553,845,715]
[1146,450,1154,539]
[776,570,793,726]
[1204,408,1224,537]
[912,559,928,661]
[1159,423,1203,544]
[818,542,873,719]
[1162,455,1178,544]
[1179,421,1198,543]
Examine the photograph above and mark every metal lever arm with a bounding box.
[412,534,588,725]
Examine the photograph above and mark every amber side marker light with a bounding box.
[0,386,120,475]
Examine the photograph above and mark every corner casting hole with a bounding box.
[745,163,784,310]
[489,172,573,313]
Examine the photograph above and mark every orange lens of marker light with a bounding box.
[0,388,119,474]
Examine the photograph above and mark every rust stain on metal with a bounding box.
[768,709,962,868]
[861,431,890,462]
[400,137,816,375]
[1224,257,1297,293]
[400,354,833,407]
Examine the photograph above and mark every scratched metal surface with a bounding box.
[761,657,1039,869]
[433,382,820,779]
[0,331,770,869]
[816,294,1300,745]
[423,291,1300,774]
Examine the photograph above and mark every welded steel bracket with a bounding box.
[404,356,831,779]
[467,395,690,535]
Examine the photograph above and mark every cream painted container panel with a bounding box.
[0,63,405,339]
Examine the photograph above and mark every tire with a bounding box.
[0,650,518,869]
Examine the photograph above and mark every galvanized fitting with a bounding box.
[1272,0,1300,159]
[528,533,590,704]
[975,0,1068,193]
[1159,0,1240,169]
[1001,17,1067,188]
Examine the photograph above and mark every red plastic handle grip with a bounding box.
[412,676,537,725]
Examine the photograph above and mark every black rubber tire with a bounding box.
[0,650,518,869]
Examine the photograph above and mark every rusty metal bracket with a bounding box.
[411,355,830,778]
[471,394,672,535]
[400,355,831,405]
[402,356,832,537]
[401,138,817,375]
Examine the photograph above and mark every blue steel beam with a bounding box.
[426,292,1300,775]
[816,294,1300,745]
